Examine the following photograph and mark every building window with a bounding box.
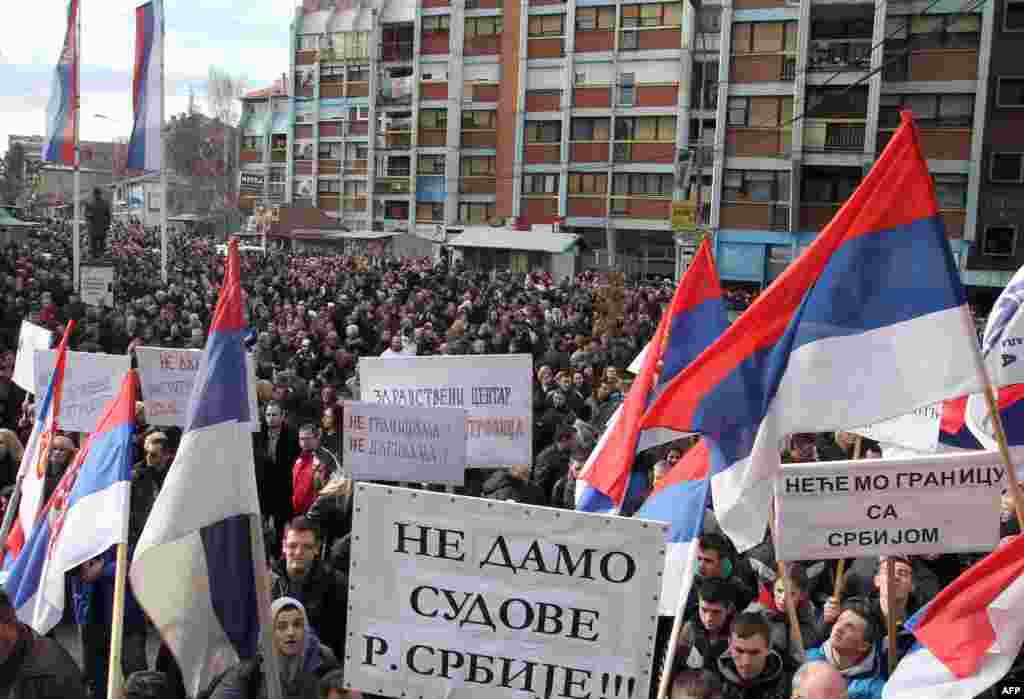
[461,156,496,176]
[997,77,1024,107]
[576,6,615,30]
[417,202,444,221]
[724,170,790,202]
[909,13,981,49]
[465,17,503,38]
[348,67,369,82]
[419,155,446,174]
[726,96,792,127]
[618,73,635,106]
[462,111,497,129]
[242,136,263,150]
[328,31,369,59]
[621,3,682,28]
[801,169,856,203]
[1008,0,1024,30]
[615,116,676,141]
[727,97,749,126]
[527,121,562,143]
[620,31,639,49]
[298,34,320,50]
[568,173,608,194]
[321,65,345,82]
[423,16,450,33]
[419,109,448,130]
[984,225,1017,257]
[318,179,341,193]
[612,173,673,196]
[698,7,721,33]
[318,142,342,159]
[933,174,967,209]
[991,153,1024,182]
[459,202,496,223]
[732,21,798,53]
[523,174,559,194]
[878,94,974,128]
[571,117,611,141]
[529,14,565,37]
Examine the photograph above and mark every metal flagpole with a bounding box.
[160,0,168,284]
[72,0,82,291]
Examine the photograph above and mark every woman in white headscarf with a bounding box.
[209,597,339,699]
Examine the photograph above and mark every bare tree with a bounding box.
[206,67,247,236]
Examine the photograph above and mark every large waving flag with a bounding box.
[4,370,136,632]
[126,0,164,171]
[41,0,79,165]
[576,239,728,513]
[642,112,984,552]
[131,240,263,696]
[4,323,74,566]
[883,535,1024,699]
[636,439,712,614]
[941,386,1024,451]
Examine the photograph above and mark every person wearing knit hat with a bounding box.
[207,597,338,699]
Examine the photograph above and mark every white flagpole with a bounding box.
[72,0,82,291]
[160,0,168,284]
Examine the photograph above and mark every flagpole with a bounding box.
[981,383,1024,526]
[654,517,701,699]
[159,0,168,284]
[768,501,805,659]
[72,0,82,291]
[105,542,129,699]
[250,511,284,699]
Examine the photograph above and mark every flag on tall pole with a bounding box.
[127,0,164,172]
[641,112,985,552]
[3,323,74,567]
[576,238,728,514]
[3,371,136,633]
[41,0,79,165]
[131,240,276,697]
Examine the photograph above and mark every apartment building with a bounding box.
[237,0,1014,287]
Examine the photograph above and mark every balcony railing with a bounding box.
[807,39,872,72]
[781,57,797,80]
[804,119,866,152]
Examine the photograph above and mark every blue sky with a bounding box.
[0,0,295,153]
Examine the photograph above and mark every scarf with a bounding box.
[821,638,877,678]
[270,597,313,686]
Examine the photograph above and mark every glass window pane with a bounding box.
[664,3,682,26]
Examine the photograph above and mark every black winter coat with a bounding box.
[481,471,547,506]
[0,623,87,699]
[270,560,348,659]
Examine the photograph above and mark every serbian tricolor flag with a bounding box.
[4,370,136,633]
[884,534,1024,698]
[642,112,984,552]
[636,438,712,614]
[940,386,1024,451]
[131,240,265,696]
[41,0,78,165]
[576,239,728,513]
[3,323,74,566]
[126,0,164,171]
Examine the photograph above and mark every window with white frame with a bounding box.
[724,170,790,202]
[984,225,1017,257]
[522,174,559,194]
[991,153,1024,183]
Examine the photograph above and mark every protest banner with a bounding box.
[344,484,665,699]
[13,321,52,393]
[33,350,131,433]
[359,354,532,468]
[135,347,260,431]
[774,448,1012,560]
[343,401,467,485]
[848,403,942,453]
[79,264,116,308]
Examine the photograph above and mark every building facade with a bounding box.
[238,0,1015,287]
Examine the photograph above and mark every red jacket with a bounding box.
[292,449,333,515]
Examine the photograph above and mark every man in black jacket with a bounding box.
[0,589,87,698]
[269,516,348,660]
[531,425,575,503]
[84,188,111,259]
[254,402,300,549]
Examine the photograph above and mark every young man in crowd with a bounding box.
[715,612,792,699]
[806,599,885,699]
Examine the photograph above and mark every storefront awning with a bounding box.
[447,226,579,254]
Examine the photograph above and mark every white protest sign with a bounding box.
[135,347,260,431]
[345,484,664,699]
[343,401,467,485]
[33,350,131,433]
[80,264,116,308]
[360,354,532,469]
[13,321,52,393]
[773,448,1016,561]
[848,402,942,453]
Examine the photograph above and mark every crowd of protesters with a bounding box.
[0,210,1019,699]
